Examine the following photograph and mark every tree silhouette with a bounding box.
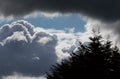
[47,34,120,79]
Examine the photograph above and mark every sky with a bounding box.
[0,0,120,79]
[0,14,86,32]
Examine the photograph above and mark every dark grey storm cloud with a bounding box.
[0,20,58,77]
[0,0,120,21]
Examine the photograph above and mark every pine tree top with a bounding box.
[47,34,120,79]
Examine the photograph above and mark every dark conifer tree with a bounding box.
[47,34,120,79]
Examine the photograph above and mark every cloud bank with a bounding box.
[0,20,88,79]
[0,20,58,77]
[0,0,119,21]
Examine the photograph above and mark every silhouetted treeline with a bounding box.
[47,34,120,79]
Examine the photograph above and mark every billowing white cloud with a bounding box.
[0,20,89,79]
[0,20,58,77]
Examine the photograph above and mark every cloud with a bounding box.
[0,0,119,21]
[23,12,65,19]
[83,17,120,46]
[33,25,88,60]
[0,20,58,77]
[2,73,46,79]
[0,20,88,78]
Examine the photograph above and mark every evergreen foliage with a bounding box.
[47,34,120,79]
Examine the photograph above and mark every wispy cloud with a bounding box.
[2,73,46,79]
